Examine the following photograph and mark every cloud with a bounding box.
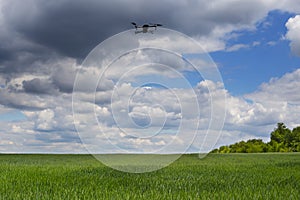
[226,44,249,52]
[0,0,299,79]
[22,78,58,94]
[0,89,48,110]
[245,69,300,102]
[72,78,224,153]
[0,0,298,69]
[1,0,300,153]
[227,69,300,135]
[1,69,300,153]
[51,63,77,93]
[285,15,300,56]
[195,69,300,148]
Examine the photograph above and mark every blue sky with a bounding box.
[1,0,300,153]
[0,110,26,122]
[212,10,300,95]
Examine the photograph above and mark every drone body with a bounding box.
[131,22,163,34]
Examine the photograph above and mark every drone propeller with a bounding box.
[149,23,163,27]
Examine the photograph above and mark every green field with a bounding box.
[0,153,299,199]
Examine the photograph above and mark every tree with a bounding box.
[245,139,267,153]
[290,126,300,152]
[211,123,300,153]
[270,122,291,144]
[219,146,230,153]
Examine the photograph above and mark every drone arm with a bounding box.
[131,22,138,30]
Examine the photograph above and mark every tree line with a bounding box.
[211,123,300,153]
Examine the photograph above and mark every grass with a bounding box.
[0,153,299,199]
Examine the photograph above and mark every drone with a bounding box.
[131,22,163,34]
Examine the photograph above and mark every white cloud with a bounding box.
[72,78,225,154]
[285,15,300,56]
[35,109,56,131]
[226,44,249,52]
[192,69,300,149]
[1,68,300,153]
[267,41,277,46]
[245,69,300,102]
[0,89,48,110]
[252,41,261,46]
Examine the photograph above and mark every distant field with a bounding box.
[0,153,299,199]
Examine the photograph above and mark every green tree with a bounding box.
[219,146,230,153]
[270,123,291,144]
[210,123,300,153]
[245,139,266,153]
[290,126,300,152]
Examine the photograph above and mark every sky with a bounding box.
[0,0,300,154]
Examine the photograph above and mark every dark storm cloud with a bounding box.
[0,41,60,75]
[22,78,58,94]
[2,0,174,60]
[0,48,13,63]
[1,0,272,63]
[51,65,76,93]
[0,0,170,78]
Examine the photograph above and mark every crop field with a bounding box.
[0,153,299,199]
